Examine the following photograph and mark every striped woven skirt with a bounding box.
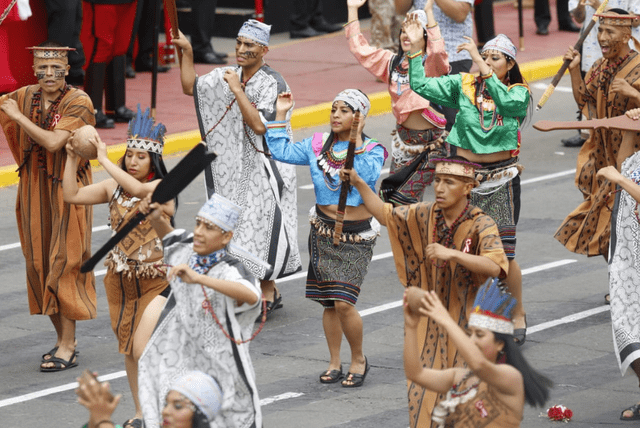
[306,206,377,307]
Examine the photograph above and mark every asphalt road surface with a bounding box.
[0,78,634,427]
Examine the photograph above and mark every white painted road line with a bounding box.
[0,258,581,409]
[520,169,575,186]
[533,82,573,93]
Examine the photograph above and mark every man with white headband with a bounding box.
[341,155,508,425]
[0,41,97,371]
[173,19,301,320]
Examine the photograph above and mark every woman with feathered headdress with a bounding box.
[63,105,175,428]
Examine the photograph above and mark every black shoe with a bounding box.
[108,106,135,123]
[193,52,227,65]
[95,110,115,129]
[561,134,586,147]
[125,63,136,79]
[559,20,581,32]
[536,24,549,35]
[211,48,228,59]
[312,20,342,33]
[290,26,326,39]
[134,58,171,73]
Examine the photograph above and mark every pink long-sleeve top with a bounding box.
[346,20,449,127]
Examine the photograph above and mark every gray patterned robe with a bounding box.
[194,64,301,280]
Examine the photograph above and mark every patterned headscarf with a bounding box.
[126,105,166,155]
[407,9,429,31]
[481,34,517,60]
[238,19,271,46]
[333,89,371,117]
[171,371,223,422]
[196,193,242,232]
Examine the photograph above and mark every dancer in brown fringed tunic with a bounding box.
[0,42,96,371]
[103,187,170,355]
[555,9,640,258]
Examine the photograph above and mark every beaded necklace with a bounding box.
[17,83,76,182]
[475,79,498,133]
[585,52,631,87]
[394,55,409,96]
[430,200,471,268]
[318,137,351,191]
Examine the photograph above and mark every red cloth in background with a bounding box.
[80,1,136,67]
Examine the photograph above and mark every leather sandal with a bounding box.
[342,357,370,388]
[319,365,343,384]
[40,350,78,372]
[621,403,640,420]
[513,314,527,346]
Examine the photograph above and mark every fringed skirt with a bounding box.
[388,124,446,202]
[470,157,522,260]
[306,206,378,308]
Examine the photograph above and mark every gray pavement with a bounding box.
[0,77,635,427]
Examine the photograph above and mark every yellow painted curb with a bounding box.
[0,56,566,188]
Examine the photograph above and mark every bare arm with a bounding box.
[93,136,161,198]
[394,0,413,14]
[168,264,259,305]
[598,165,640,203]
[564,46,585,105]
[426,243,502,277]
[173,30,196,96]
[339,167,387,225]
[434,0,471,23]
[139,198,175,239]
[404,300,460,392]
[0,98,69,152]
[419,290,524,396]
[63,142,114,205]
[224,70,267,134]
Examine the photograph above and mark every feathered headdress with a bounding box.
[468,278,517,335]
[126,105,166,155]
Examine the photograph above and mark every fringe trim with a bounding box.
[309,215,378,244]
[105,250,166,280]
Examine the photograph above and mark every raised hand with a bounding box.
[168,263,201,283]
[418,290,454,326]
[402,15,425,49]
[172,29,192,53]
[563,45,581,71]
[276,92,294,115]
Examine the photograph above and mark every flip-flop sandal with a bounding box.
[621,403,640,420]
[40,350,78,372]
[342,357,370,388]
[123,418,143,428]
[319,365,344,384]
[257,289,284,323]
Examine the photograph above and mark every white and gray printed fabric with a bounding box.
[609,150,640,376]
[193,64,301,281]
[138,229,262,428]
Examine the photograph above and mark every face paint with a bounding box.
[36,72,46,80]
[54,70,65,79]
[242,51,258,59]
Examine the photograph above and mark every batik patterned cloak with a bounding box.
[194,64,301,280]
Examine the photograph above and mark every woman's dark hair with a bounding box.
[191,406,210,428]
[494,332,553,407]
[120,150,178,225]
[389,28,429,84]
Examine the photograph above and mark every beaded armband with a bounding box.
[407,50,423,60]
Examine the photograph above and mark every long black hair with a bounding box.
[191,406,210,428]
[494,332,552,407]
[120,150,178,225]
[389,27,429,84]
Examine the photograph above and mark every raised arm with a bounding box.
[93,136,160,198]
[339,167,387,225]
[564,45,585,106]
[394,0,413,14]
[418,290,524,395]
[139,197,175,239]
[424,0,450,77]
[403,293,459,392]
[63,141,113,205]
[173,30,197,96]
[434,0,471,23]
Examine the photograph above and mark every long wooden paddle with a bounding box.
[333,111,361,246]
[81,144,217,273]
[535,0,609,111]
[533,115,640,132]
[163,0,182,64]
